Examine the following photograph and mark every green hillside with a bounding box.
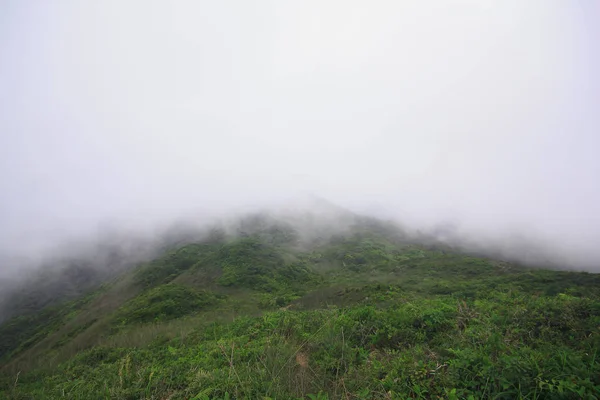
[1,215,599,399]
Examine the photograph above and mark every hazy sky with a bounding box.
[0,1,599,267]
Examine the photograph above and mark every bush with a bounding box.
[216,237,314,292]
[114,284,220,325]
[135,244,219,288]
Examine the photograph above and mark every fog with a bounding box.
[0,1,599,273]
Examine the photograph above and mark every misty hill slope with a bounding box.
[1,211,600,399]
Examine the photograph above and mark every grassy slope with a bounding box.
[1,226,599,399]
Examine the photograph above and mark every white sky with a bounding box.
[0,1,599,268]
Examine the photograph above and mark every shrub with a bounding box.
[114,284,220,325]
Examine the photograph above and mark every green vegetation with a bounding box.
[1,218,599,399]
[113,284,221,326]
[135,243,219,288]
[0,292,97,362]
[215,237,315,291]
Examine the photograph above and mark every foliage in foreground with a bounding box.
[3,290,600,399]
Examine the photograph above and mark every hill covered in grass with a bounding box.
[1,207,599,399]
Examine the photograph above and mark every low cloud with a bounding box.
[0,1,598,273]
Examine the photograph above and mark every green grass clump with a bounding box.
[135,244,212,287]
[0,292,96,362]
[215,237,314,291]
[114,284,221,325]
[135,243,220,288]
[318,235,399,272]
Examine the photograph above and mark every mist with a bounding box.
[0,1,599,273]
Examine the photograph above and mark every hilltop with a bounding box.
[0,204,599,399]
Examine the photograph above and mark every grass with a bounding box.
[1,227,599,399]
[113,284,222,326]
